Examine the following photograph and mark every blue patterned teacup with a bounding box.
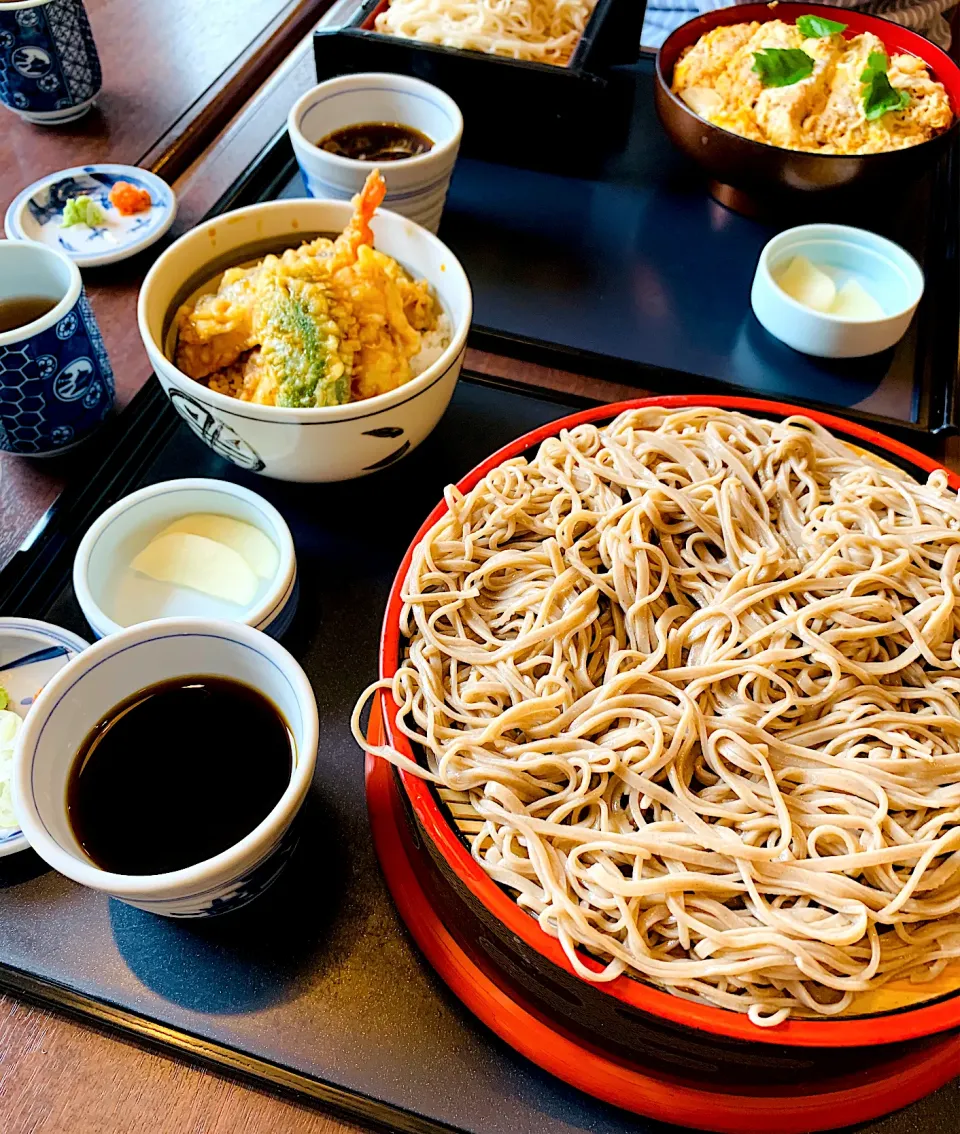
[0,241,114,455]
[0,0,101,124]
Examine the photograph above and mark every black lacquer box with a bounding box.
[313,0,646,170]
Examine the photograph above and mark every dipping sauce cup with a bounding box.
[0,241,114,454]
[13,618,319,917]
[288,72,463,234]
[0,0,102,124]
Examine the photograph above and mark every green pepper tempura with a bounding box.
[259,282,350,409]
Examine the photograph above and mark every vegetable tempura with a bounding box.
[175,172,450,408]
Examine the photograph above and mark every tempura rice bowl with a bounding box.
[138,199,471,482]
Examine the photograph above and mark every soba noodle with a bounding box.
[353,407,960,1026]
[374,0,597,65]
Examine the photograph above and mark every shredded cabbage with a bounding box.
[0,708,23,831]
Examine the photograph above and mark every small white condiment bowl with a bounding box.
[13,617,318,917]
[73,478,297,640]
[0,617,90,858]
[288,73,463,234]
[137,198,471,482]
[751,224,924,359]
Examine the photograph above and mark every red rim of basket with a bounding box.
[366,724,960,1132]
[378,393,960,1048]
[656,2,960,146]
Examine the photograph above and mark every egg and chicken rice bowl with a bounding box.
[174,171,451,409]
[672,16,953,155]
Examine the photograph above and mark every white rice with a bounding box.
[410,312,452,377]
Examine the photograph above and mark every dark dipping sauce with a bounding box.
[67,676,294,875]
[318,121,434,162]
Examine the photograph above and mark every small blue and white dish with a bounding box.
[0,617,89,858]
[0,0,101,125]
[5,164,177,268]
[0,240,114,455]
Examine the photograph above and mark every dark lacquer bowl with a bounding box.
[378,394,960,1071]
[654,2,960,213]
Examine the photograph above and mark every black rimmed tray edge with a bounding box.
[460,113,960,447]
[456,112,960,448]
[0,959,463,1134]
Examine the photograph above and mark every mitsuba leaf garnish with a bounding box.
[861,51,911,120]
[796,14,847,38]
[862,50,888,76]
[752,47,816,88]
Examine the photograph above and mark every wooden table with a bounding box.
[2,10,959,1134]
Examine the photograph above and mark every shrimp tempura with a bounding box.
[328,170,387,273]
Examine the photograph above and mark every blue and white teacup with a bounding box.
[0,0,101,124]
[0,241,114,455]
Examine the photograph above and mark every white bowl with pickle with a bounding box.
[137,174,471,482]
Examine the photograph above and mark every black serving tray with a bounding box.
[434,60,960,449]
[299,51,960,448]
[0,83,957,1134]
[0,373,957,1134]
[313,0,645,170]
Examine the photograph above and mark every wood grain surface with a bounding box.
[0,994,367,1133]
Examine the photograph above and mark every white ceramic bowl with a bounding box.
[0,617,90,858]
[13,618,318,917]
[137,199,472,483]
[751,224,924,359]
[73,478,297,639]
[288,73,463,234]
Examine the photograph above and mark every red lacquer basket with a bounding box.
[375,394,960,1052]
